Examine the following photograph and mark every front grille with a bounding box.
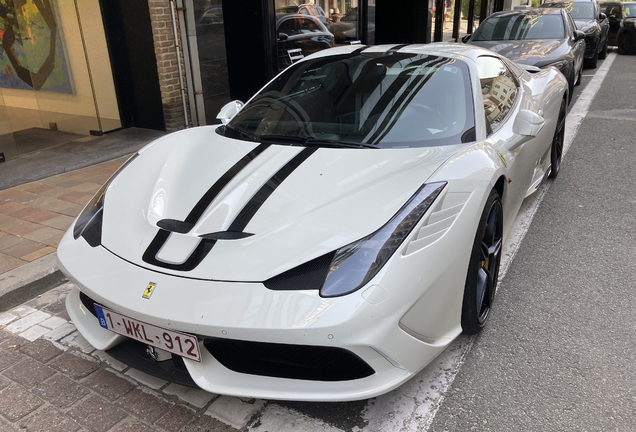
[107,339,198,388]
[204,337,375,381]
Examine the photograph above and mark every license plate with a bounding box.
[94,304,201,362]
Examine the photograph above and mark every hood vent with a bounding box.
[199,231,254,240]
[157,219,194,234]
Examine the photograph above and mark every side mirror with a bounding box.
[609,14,617,21]
[278,33,289,41]
[216,100,244,125]
[509,109,545,150]
[599,12,607,21]
[574,30,586,41]
[461,34,472,43]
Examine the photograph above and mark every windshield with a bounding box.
[542,2,596,19]
[473,13,565,40]
[225,52,475,149]
[567,3,595,19]
[625,4,636,17]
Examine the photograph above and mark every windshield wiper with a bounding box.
[259,134,377,149]
[305,138,378,149]
[223,124,258,142]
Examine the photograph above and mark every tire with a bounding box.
[585,50,598,69]
[549,98,566,180]
[617,32,634,55]
[598,39,608,59]
[460,189,503,335]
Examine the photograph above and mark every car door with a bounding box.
[596,2,610,47]
[566,12,585,73]
[477,56,548,230]
[605,3,623,43]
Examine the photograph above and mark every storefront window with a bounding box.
[0,0,121,161]
[275,0,360,71]
[192,0,231,124]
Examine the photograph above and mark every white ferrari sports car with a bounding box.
[58,43,568,401]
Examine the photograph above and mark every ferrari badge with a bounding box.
[142,282,156,299]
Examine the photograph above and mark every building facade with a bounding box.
[0,0,507,162]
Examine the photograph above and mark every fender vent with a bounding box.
[404,192,471,255]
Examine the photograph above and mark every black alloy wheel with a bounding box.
[461,189,503,335]
[617,32,635,55]
[549,98,566,179]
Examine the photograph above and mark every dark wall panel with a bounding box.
[376,0,430,45]
[99,0,165,131]
[222,0,276,102]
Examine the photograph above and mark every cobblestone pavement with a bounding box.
[0,157,127,275]
[0,283,278,432]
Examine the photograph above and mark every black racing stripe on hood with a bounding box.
[143,230,217,272]
[227,146,318,233]
[142,143,269,271]
[142,145,317,272]
[184,143,271,225]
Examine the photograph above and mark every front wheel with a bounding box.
[549,98,566,179]
[461,189,503,335]
[617,32,635,55]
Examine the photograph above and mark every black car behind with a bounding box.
[541,0,610,68]
[600,1,636,53]
[464,8,585,103]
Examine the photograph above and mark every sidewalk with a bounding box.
[0,283,253,432]
[0,157,127,277]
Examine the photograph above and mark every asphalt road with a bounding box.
[428,51,636,431]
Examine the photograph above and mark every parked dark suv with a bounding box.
[599,1,636,53]
[541,0,609,68]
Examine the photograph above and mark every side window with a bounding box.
[279,18,297,36]
[476,56,519,133]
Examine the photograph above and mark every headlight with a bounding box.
[73,153,139,245]
[320,182,446,297]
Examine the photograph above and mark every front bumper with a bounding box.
[58,185,483,401]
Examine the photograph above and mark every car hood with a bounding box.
[574,19,595,30]
[469,39,569,67]
[101,127,461,281]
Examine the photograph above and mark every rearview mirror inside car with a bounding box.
[216,100,244,125]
